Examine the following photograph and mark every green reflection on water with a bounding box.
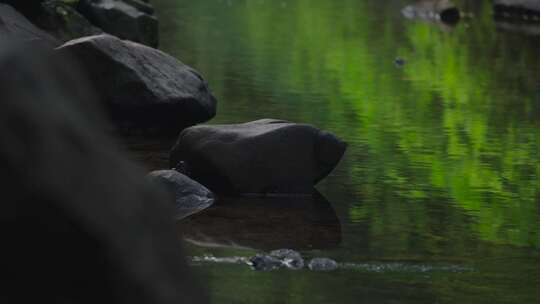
[151,0,540,302]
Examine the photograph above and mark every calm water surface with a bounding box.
[141,0,540,303]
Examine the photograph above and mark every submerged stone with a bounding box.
[147,170,214,220]
[270,249,304,270]
[308,258,339,271]
[248,254,283,271]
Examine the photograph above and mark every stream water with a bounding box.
[132,0,540,303]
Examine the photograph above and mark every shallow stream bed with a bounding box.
[130,0,540,302]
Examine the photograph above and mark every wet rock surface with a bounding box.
[56,34,217,133]
[0,3,59,46]
[147,170,215,220]
[247,249,308,271]
[78,0,159,47]
[170,119,347,195]
[246,250,337,272]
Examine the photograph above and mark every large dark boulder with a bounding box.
[147,170,215,220]
[0,0,45,19]
[170,119,347,195]
[36,0,103,43]
[56,34,217,133]
[0,41,207,303]
[0,3,59,46]
[78,0,158,47]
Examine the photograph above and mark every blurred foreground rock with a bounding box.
[0,42,207,303]
[170,119,347,195]
[0,0,46,19]
[0,3,59,46]
[56,34,217,133]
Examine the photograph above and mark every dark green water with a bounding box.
[147,0,540,303]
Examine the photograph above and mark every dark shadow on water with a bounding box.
[178,191,342,251]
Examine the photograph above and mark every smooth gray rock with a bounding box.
[148,170,214,220]
[38,0,103,43]
[0,3,59,46]
[170,119,347,195]
[308,258,339,271]
[56,34,217,133]
[78,0,158,47]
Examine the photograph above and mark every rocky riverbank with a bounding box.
[1,0,347,216]
[1,2,349,302]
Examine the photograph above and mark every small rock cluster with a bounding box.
[1,0,158,46]
[248,249,339,272]
[0,1,217,134]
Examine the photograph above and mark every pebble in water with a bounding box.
[394,57,406,68]
[270,249,304,270]
[308,258,339,271]
[249,254,283,271]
